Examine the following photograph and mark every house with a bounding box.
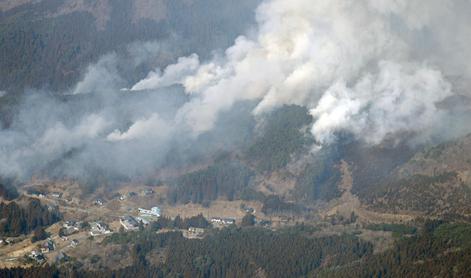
[27,188,46,198]
[143,189,154,196]
[41,240,55,253]
[90,221,111,236]
[63,220,82,230]
[135,216,150,225]
[63,220,76,228]
[240,204,255,214]
[61,226,79,237]
[210,217,236,226]
[189,227,205,234]
[94,199,104,206]
[184,227,205,239]
[244,207,255,214]
[70,239,79,248]
[62,220,80,236]
[50,192,62,198]
[29,251,46,264]
[138,207,161,218]
[120,216,140,231]
[210,217,222,224]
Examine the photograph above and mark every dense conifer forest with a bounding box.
[2,221,471,277]
[0,198,61,237]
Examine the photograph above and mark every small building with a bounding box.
[143,189,154,196]
[70,239,79,248]
[135,216,150,225]
[27,188,46,198]
[63,220,76,228]
[189,227,205,234]
[211,217,236,226]
[61,226,79,237]
[63,220,82,230]
[138,207,161,218]
[90,221,111,236]
[41,240,55,253]
[50,192,62,198]
[120,216,140,231]
[62,220,80,236]
[240,204,255,214]
[94,199,104,206]
[184,227,205,239]
[29,251,46,264]
[244,207,255,214]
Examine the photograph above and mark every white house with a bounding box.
[138,207,161,218]
[211,217,236,226]
[90,221,111,236]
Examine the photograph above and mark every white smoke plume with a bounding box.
[71,53,125,95]
[132,0,471,144]
[107,114,173,142]
[131,54,200,91]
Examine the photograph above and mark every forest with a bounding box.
[246,105,313,172]
[317,221,471,277]
[3,221,471,277]
[0,198,62,237]
[168,160,254,205]
[0,182,19,200]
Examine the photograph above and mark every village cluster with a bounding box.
[22,204,242,265]
[0,185,259,266]
[24,205,163,264]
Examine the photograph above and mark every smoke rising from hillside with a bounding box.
[1,0,471,182]
[133,0,471,144]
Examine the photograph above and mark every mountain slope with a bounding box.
[0,0,260,92]
[356,135,471,218]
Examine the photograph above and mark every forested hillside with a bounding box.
[168,160,255,204]
[317,221,471,277]
[350,135,471,217]
[3,221,471,277]
[0,198,61,237]
[0,0,259,92]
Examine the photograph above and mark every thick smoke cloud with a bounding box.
[1,0,471,182]
[132,0,471,144]
[311,61,452,144]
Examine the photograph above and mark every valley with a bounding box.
[1,0,471,277]
[0,158,425,269]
